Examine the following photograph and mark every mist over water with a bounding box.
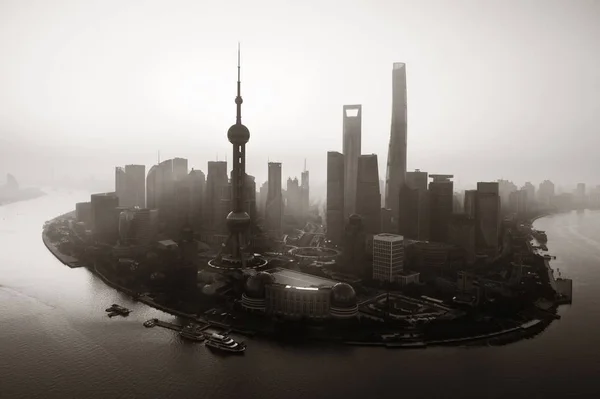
[1,193,599,398]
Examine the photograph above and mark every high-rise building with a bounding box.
[266,162,283,238]
[476,182,501,255]
[300,168,310,220]
[497,179,518,209]
[372,233,405,283]
[428,175,454,243]
[206,161,228,233]
[115,164,145,208]
[258,181,268,217]
[399,169,429,240]
[464,190,477,218]
[385,62,408,227]
[355,154,381,235]
[326,151,345,245]
[343,214,368,278]
[522,182,536,205]
[75,202,92,226]
[406,169,428,191]
[187,169,206,228]
[538,180,555,206]
[285,177,302,221]
[448,214,476,264]
[379,180,385,208]
[343,104,362,218]
[509,189,528,216]
[90,192,119,243]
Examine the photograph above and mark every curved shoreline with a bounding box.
[42,214,557,348]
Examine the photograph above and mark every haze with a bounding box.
[1,0,599,195]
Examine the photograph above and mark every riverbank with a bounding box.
[41,210,562,348]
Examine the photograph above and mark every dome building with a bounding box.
[241,272,275,312]
[329,283,359,318]
[240,268,359,320]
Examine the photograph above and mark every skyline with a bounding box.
[1,0,599,190]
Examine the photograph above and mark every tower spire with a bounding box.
[236,42,242,124]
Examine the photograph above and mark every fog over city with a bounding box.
[1,0,599,196]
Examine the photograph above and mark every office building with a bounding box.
[384,62,408,227]
[343,104,362,218]
[90,192,119,243]
[206,161,229,234]
[326,151,345,245]
[300,168,310,220]
[187,169,206,228]
[399,169,429,240]
[448,214,476,264]
[464,190,477,218]
[355,154,381,235]
[428,175,454,243]
[372,233,405,283]
[75,202,92,226]
[258,181,268,217]
[522,182,536,205]
[115,164,145,208]
[343,214,368,278]
[476,182,501,255]
[266,162,283,238]
[509,189,528,215]
[538,180,555,206]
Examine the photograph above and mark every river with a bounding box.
[1,191,599,398]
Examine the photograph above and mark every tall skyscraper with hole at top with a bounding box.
[385,63,408,228]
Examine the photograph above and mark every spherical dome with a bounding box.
[197,269,216,284]
[226,211,251,231]
[330,283,357,307]
[202,284,218,296]
[244,272,275,299]
[227,123,250,144]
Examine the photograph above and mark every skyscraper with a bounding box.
[343,104,361,218]
[115,164,145,208]
[428,174,454,243]
[385,62,408,227]
[355,154,381,235]
[266,162,283,238]
[206,161,228,234]
[399,169,429,240]
[300,167,310,220]
[476,182,501,255]
[326,151,344,245]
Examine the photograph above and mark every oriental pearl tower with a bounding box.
[208,45,267,271]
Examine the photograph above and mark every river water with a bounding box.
[1,191,599,399]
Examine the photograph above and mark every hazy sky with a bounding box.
[1,0,599,192]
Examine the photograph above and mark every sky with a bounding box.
[1,0,599,196]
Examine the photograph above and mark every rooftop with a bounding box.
[267,267,338,288]
[374,233,404,242]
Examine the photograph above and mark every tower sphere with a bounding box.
[227,123,250,144]
[226,211,251,232]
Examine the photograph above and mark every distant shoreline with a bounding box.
[0,188,45,206]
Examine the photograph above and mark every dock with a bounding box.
[148,319,210,333]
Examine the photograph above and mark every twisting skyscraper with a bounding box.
[385,63,408,227]
[208,46,266,270]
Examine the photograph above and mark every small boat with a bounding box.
[105,304,131,316]
[179,324,206,342]
[143,319,157,328]
[205,333,246,353]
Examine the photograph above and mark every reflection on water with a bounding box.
[1,193,600,398]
